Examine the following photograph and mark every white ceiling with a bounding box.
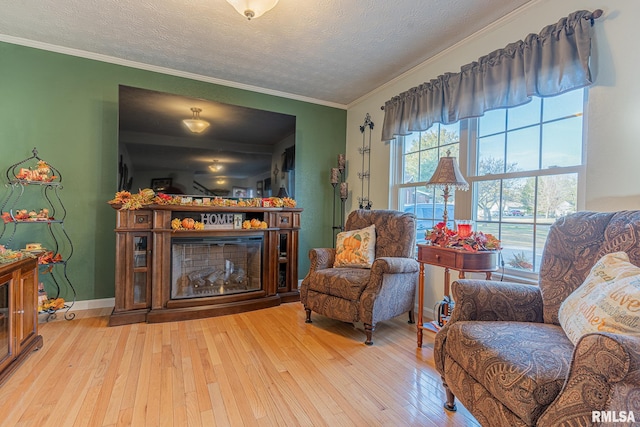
[0,0,533,108]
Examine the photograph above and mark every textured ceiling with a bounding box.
[0,0,532,107]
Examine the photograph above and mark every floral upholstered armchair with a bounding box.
[434,211,640,426]
[300,209,419,345]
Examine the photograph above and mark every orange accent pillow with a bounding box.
[334,225,376,269]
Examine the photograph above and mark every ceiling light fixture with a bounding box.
[226,0,279,20]
[209,160,223,172]
[183,107,210,134]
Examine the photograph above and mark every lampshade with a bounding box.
[425,151,468,226]
[426,152,469,191]
[226,0,279,20]
[183,107,210,134]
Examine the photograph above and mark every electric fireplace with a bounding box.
[171,236,262,299]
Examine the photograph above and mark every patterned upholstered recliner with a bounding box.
[434,211,640,426]
[300,209,419,345]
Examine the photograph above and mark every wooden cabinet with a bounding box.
[109,205,302,326]
[0,257,43,385]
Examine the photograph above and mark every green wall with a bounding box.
[0,42,346,301]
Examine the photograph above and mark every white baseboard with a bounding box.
[68,298,115,311]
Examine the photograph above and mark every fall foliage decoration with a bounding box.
[426,222,501,251]
[39,297,65,312]
[108,189,297,210]
[16,159,58,182]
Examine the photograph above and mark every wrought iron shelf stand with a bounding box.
[0,148,76,321]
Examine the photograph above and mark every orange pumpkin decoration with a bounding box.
[182,218,195,229]
[343,235,362,250]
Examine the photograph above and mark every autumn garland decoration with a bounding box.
[108,189,297,210]
[426,222,501,252]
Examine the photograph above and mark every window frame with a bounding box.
[391,124,463,242]
[391,89,588,279]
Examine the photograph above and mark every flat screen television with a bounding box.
[118,85,296,198]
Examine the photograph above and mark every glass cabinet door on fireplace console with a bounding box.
[130,233,151,309]
[274,211,299,298]
[278,232,288,290]
[110,229,152,326]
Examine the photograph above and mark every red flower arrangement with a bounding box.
[426,222,501,252]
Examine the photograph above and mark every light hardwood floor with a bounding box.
[0,304,480,427]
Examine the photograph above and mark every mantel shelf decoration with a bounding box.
[108,188,297,211]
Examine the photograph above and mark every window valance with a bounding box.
[381,10,601,142]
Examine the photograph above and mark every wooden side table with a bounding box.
[417,244,497,347]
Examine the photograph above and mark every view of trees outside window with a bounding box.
[398,124,460,242]
[472,89,584,273]
[394,89,585,277]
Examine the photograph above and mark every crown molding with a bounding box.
[0,34,348,110]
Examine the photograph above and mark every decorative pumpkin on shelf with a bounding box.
[181,218,195,229]
[242,219,268,229]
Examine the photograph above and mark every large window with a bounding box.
[394,123,461,244]
[470,90,585,275]
[393,89,585,276]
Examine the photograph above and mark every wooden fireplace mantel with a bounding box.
[109,204,302,326]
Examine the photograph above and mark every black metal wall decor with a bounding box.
[358,113,374,209]
[330,154,347,245]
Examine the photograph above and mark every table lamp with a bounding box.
[425,150,469,227]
